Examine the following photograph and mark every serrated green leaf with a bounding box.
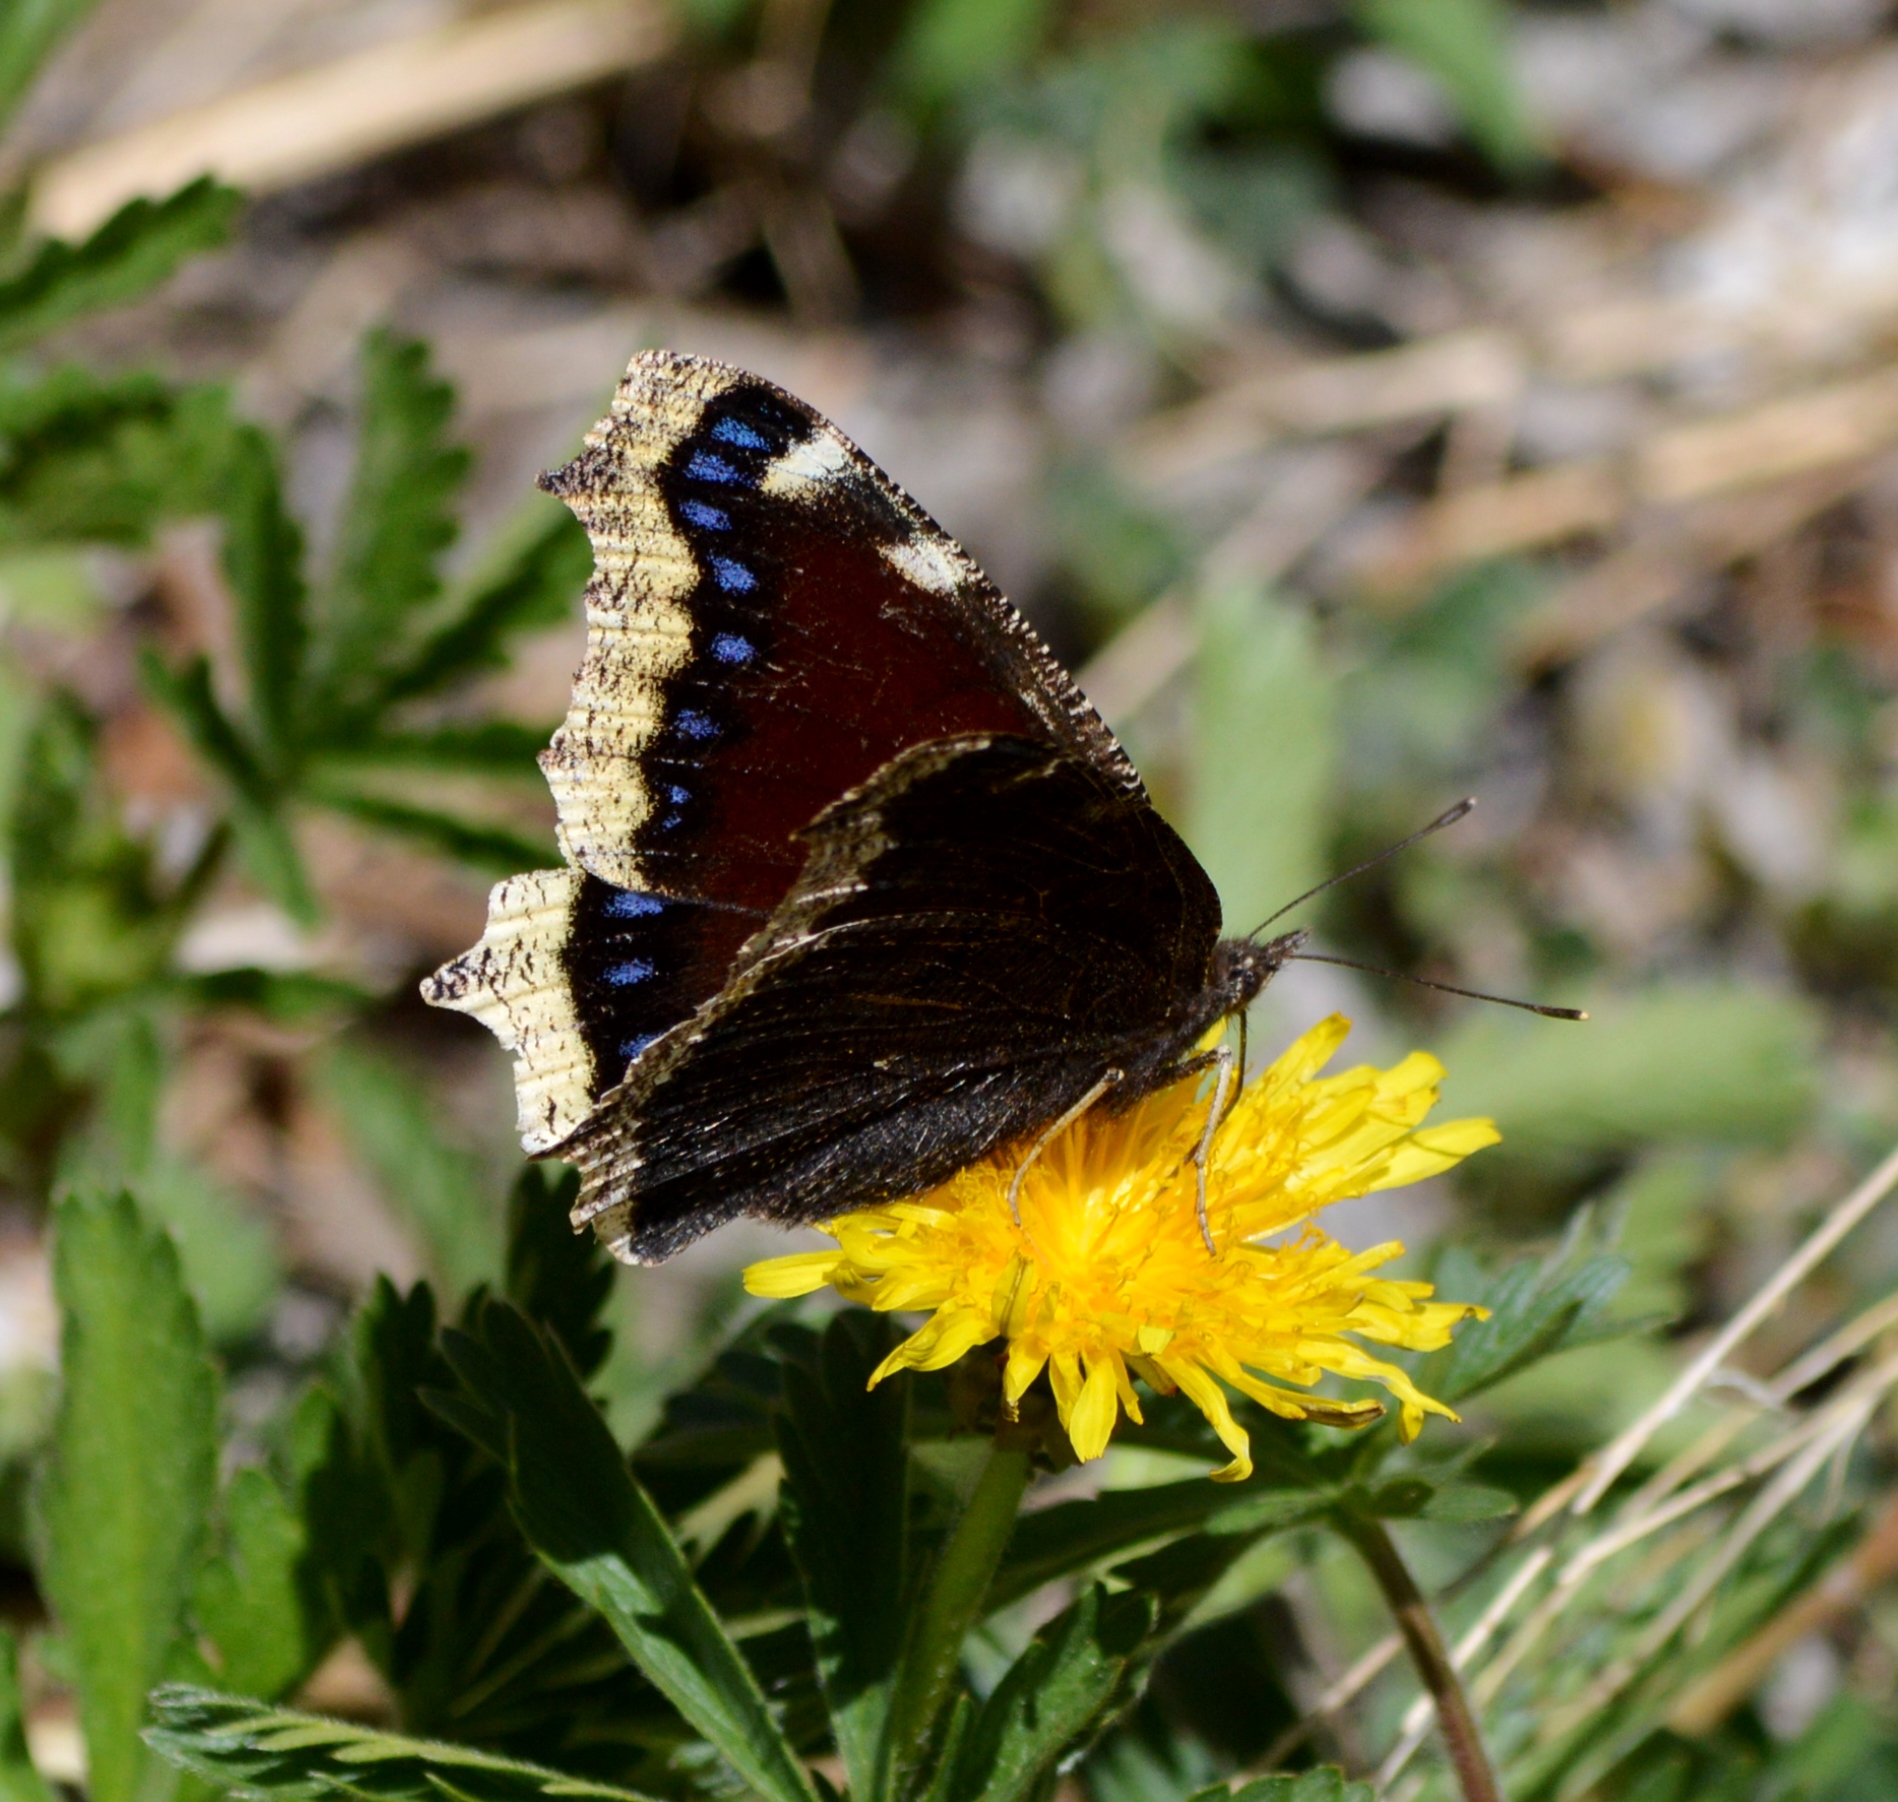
[307,784,551,875]
[174,968,366,1020]
[140,652,313,922]
[134,1158,281,1346]
[1424,1237,1631,1406]
[312,721,553,777]
[35,1191,219,1802]
[0,181,240,353]
[327,1277,665,1776]
[193,1465,333,1700]
[1354,0,1539,173]
[9,694,177,1013]
[317,332,469,722]
[437,1299,820,1802]
[0,1632,52,1802]
[139,652,267,802]
[49,1017,279,1341]
[503,1164,611,1381]
[0,370,233,548]
[372,501,589,709]
[0,0,99,131]
[949,1586,1151,1802]
[990,1476,1323,1613]
[317,1043,503,1299]
[220,422,307,771]
[144,1688,660,1802]
[776,1312,907,1799]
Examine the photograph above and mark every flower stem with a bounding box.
[1341,1514,1500,1802]
[879,1438,1031,1799]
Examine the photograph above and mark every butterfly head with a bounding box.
[1212,928,1307,1017]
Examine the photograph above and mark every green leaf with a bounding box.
[436,1299,820,1802]
[0,181,240,353]
[49,1020,281,1342]
[317,332,470,722]
[949,1586,1152,1802]
[1354,0,1539,173]
[0,1632,53,1802]
[0,369,233,548]
[140,652,313,922]
[322,1279,663,1773]
[1191,581,1336,940]
[307,784,551,875]
[144,1687,660,1802]
[35,1191,219,1802]
[776,1312,908,1799]
[1229,1769,1375,1802]
[140,653,267,802]
[220,423,307,770]
[503,1163,612,1382]
[1424,1233,1631,1406]
[1416,1482,1518,1524]
[317,1043,503,1299]
[135,1159,282,1346]
[0,0,100,131]
[175,967,366,1021]
[990,1477,1318,1612]
[372,501,589,709]
[9,696,178,1013]
[312,721,553,777]
[193,1465,331,1700]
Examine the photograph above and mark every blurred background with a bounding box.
[3,0,1898,1791]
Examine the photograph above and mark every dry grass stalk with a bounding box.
[1666,1489,1898,1735]
[29,0,675,238]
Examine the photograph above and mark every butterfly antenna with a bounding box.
[1246,798,1477,940]
[1292,950,1587,1020]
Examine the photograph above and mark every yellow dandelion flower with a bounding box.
[745,1014,1496,1482]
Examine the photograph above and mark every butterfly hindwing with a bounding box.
[566,735,1223,1264]
[427,352,1139,1155]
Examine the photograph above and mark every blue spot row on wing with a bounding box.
[603,888,665,918]
[685,450,747,485]
[711,416,771,451]
[679,499,729,531]
[710,631,755,664]
[708,555,756,593]
[620,1031,660,1061]
[605,958,656,986]
[675,709,718,741]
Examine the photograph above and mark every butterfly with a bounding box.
[422,351,1301,1264]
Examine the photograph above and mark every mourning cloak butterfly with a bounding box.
[422,351,1300,1263]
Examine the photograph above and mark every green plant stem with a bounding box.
[1341,1514,1500,1802]
[880,1438,1031,1799]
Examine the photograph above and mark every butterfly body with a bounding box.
[424,352,1294,1263]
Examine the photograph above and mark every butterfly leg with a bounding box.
[1008,1068,1123,1229]
[1193,1044,1236,1254]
